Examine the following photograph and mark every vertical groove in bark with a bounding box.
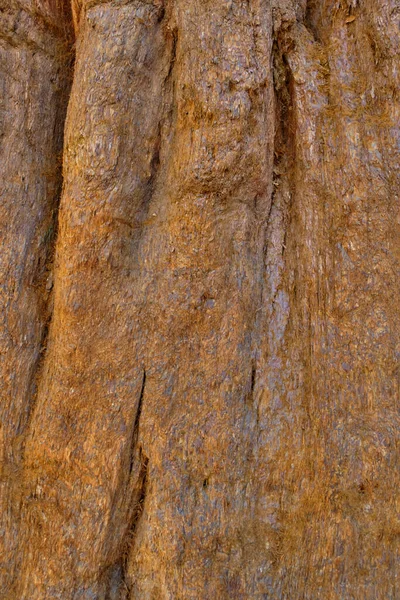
[125,1,275,596]
[129,369,146,476]
[0,1,74,596]
[17,2,173,597]
[256,1,400,597]
[7,0,400,598]
[120,451,149,598]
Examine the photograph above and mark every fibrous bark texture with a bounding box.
[0,0,73,592]
[1,0,399,598]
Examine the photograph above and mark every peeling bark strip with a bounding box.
[3,0,399,598]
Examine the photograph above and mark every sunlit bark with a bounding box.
[1,1,399,598]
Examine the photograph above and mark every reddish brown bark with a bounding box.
[0,0,73,593]
[1,1,399,598]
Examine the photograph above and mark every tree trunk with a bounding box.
[1,1,399,598]
[0,0,73,592]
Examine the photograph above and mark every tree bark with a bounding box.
[0,0,73,593]
[1,1,399,598]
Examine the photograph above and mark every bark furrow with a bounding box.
[2,0,399,598]
[0,1,74,595]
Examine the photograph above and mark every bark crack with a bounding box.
[120,370,148,596]
[129,369,146,475]
[119,450,149,598]
[263,40,294,270]
[103,369,149,598]
[135,24,177,235]
[246,362,257,406]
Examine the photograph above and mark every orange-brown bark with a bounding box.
[0,0,72,593]
[1,1,399,598]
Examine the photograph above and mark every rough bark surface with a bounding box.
[1,0,399,599]
[0,0,73,592]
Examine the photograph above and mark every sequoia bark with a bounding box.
[1,1,399,599]
[0,0,73,593]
